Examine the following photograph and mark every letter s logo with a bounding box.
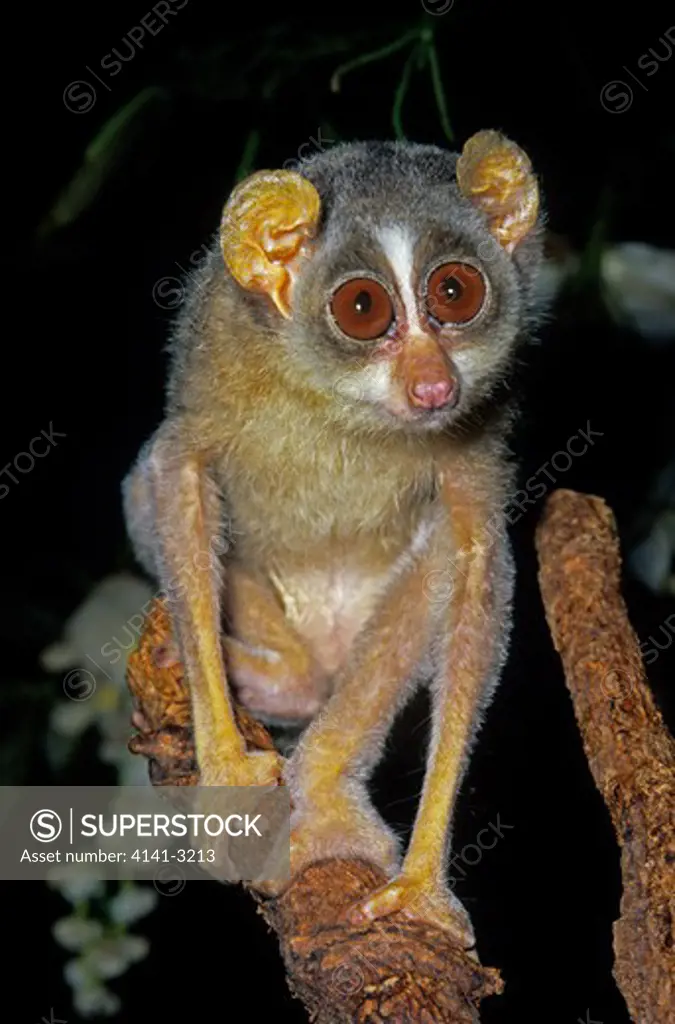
[30,809,63,842]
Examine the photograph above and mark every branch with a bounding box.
[126,601,502,1022]
[126,488,674,1021]
[535,489,675,1024]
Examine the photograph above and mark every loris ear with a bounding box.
[220,170,321,318]
[456,130,539,254]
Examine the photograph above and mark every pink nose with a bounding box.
[410,379,454,410]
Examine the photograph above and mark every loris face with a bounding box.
[289,212,517,433]
[220,136,544,434]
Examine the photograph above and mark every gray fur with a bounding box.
[165,140,546,440]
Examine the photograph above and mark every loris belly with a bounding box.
[222,543,416,723]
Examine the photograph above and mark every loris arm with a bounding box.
[346,471,513,942]
[284,467,510,949]
[124,427,280,788]
[283,529,446,877]
[123,170,326,785]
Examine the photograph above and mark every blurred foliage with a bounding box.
[37,16,458,238]
[37,87,168,239]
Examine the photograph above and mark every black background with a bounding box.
[4,2,675,1022]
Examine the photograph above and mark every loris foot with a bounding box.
[346,874,477,955]
[199,747,282,788]
[257,784,401,897]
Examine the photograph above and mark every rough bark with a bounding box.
[535,489,675,1024]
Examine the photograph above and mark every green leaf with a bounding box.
[425,38,454,143]
[234,128,261,183]
[392,44,420,142]
[37,86,167,239]
[330,28,419,93]
[572,187,613,291]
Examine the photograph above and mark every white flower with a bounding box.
[84,937,141,979]
[41,640,78,672]
[109,885,158,925]
[73,985,121,1018]
[47,871,105,904]
[49,699,99,738]
[601,243,675,343]
[117,934,150,963]
[64,957,92,989]
[118,755,151,787]
[98,737,126,765]
[629,511,675,595]
[52,916,104,951]
[40,572,155,691]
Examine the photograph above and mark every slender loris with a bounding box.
[123,130,544,949]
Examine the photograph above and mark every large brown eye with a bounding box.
[330,278,394,341]
[426,262,486,325]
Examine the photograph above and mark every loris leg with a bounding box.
[124,428,279,787]
[348,486,512,949]
[284,544,442,883]
[223,565,330,724]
